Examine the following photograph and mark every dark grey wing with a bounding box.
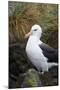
[39,43,58,62]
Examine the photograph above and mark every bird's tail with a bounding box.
[48,62,58,69]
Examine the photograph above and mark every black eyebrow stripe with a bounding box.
[34,29,37,31]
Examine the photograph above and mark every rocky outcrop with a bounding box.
[21,69,42,87]
[9,41,58,88]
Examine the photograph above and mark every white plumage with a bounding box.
[25,24,58,74]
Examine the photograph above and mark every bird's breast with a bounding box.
[25,36,45,61]
[26,42,42,59]
[26,42,36,55]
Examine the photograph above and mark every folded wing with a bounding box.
[39,43,58,62]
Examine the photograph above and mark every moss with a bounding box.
[22,69,40,87]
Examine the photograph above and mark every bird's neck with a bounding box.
[27,35,42,45]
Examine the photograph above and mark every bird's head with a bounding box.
[25,24,42,39]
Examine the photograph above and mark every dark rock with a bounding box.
[9,77,17,89]
[9,42,58,88]
[49,66,58,78]
[16,73,26,88]
[38,67,58,86]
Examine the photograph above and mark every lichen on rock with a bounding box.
[21,69,42,87]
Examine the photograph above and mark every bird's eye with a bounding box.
[34,29,37,31]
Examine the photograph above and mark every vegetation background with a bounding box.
[9,1,58,48]
[9,1,58,88]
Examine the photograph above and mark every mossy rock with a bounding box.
[21,69,42,87]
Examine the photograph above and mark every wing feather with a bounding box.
[39,43,58,62]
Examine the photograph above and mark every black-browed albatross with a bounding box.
[25,24,58,74]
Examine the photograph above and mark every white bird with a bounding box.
[25,24,58,74]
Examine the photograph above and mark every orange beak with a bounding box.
[24,31,32,38]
